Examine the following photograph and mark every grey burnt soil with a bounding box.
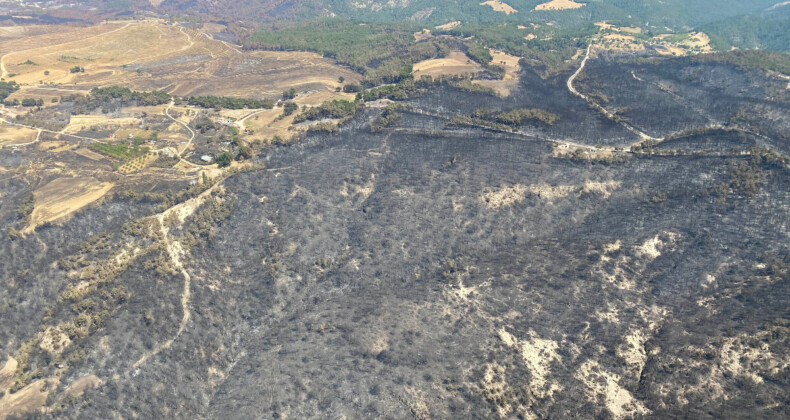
[1,54,789,419]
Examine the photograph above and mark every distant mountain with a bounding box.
[23,0,783,29]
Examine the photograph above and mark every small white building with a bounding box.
[201,155,213,163]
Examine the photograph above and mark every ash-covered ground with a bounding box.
[1,54,789,419]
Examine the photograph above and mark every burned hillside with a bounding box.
[1,48,789,419]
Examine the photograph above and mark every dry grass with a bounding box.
[6,87,72,106]
[413,29,432,42]
[0,125,38,147]
[61,375,103,400]
[619,27,643,34]
[3,21,190,85]
[413,51,483,79]
[595,22,642,34]
[535,0,586,11]
[595,21,614,30]
[64,115,140,134]
[1,21,360,99]
[600,34,646,52]
[604,34,636,41]
[242,109,298,143]
[25,177,113,233]
[436,21,461,30]
[473,50,522,96]
[38,141,77,153]
[680,32,712,52]
[649,32,712,56]
[480,0,518,14]
[0,377,59,419]
[654,45,687,56]
[0,358,16,393]
[73,148,106,161]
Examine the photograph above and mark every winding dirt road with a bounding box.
[567,43,659,144]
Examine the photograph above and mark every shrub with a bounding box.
[215,152,233,168]
[282,101,298,116]
[342,84,362,93]
[293,99,358,123]
[282,87,297,100]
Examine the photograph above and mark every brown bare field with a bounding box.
[25,176,113,233]
[244,109,299,143]
[114,128,156,140]
[1,22,178,85]
[0,358,15,393]
[0,125,38,147]
[649,33,712,56]
[61,375,103,400]
[1,21,361,99]
[619,27,643,34]
[413,50,521,97]
[121,104,169,116]
[604,34,636,41]
[64,115,140,133]
[595,21,614,30]
[681,32,713,52]
[535,0,586,11]
[595,22,642,34]
[474,50,522,97]
[413,29,432,42]
[480,0,518,14]
[600,34,646,52]
[436,21,461,30]
[412,51,483,79]
[6,87,76,106]
[654,45,686,56]
[0,377,59,419]
[73,148,106,160]
[295,91,357,107]
[38,141,77,154]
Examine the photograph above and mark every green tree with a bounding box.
[215,152,232,168]
[282,101,298,116]
[282,88,297,100]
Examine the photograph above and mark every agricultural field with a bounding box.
[24,176,114,232]
[412,50,484,80]
[0,20,360,99]
[0,125,38,147]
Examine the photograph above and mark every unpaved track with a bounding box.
[0,117,102,144]
[126,181,225,375]
[567,43,659,144]
[128,216,191,373]
[234,108,271,131]
[203,32,243,55]
[406,107,615,152]
[164,100,196,158]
